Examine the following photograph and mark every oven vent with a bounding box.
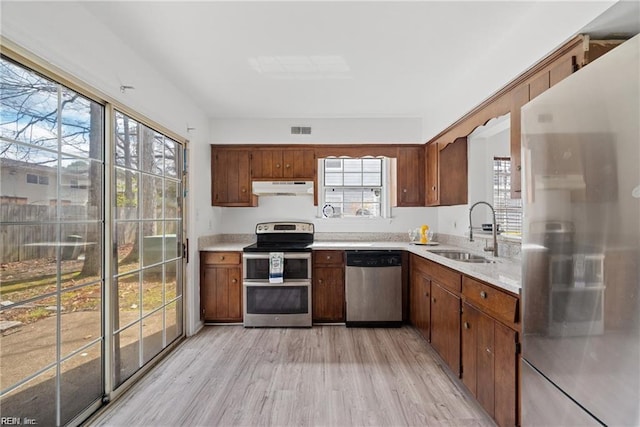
[291,126,311,135]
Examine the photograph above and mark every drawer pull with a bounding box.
[327,255,331,260]
[220,256,225,261]
[480,291,488,299]
[464,322,470,329]
[231,279,237,284]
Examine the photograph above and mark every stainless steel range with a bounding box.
[242,222,314,328]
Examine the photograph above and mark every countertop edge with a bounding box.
[199,241,521,295]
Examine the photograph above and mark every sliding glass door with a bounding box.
[0,55,185,425]
[0,57,105,425]
[112,112,183,387]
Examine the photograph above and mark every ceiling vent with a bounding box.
[291,126,311,135]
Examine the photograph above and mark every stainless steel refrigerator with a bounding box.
[521,34,639,426]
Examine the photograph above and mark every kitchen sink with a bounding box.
[427,249,495,263]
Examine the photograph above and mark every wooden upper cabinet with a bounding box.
[426,138,468,207]
[283,149,315,179]
[426,142,439,206]
[252,148,315,180]
[251,149,283,179]
[397,146,425,207]
[211,146,255,207]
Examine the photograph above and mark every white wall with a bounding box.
[210,118,423,143]
[217,196,437,234]
[1,1,210,336]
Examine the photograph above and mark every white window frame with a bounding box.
[317,157,392,219]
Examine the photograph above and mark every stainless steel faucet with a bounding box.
[469,201,498,257]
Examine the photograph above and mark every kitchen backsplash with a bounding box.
[198,232,521,260]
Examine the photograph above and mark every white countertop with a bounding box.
[200,240,521,295]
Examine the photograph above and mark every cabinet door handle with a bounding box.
[241,188,247,193]
[464,322,470,329]
[276,163,281,168]
[285,163,291,168]
[231,279,237,284]
[403,188,407,193]
[486,348,492,354]
[516,165,521,171]
[326,255,331,260]
[480,291,488,299]
[318,279,323,284]
[424,292,429,297]
[432,297,436,303]
[432,186,436,191]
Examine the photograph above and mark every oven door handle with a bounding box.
[243,280,311,287]
[242,252,311,259]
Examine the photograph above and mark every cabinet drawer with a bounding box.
[313,250,344,266]
[201,251,241,265]
[424,259,462,293]
[463,276,518,325]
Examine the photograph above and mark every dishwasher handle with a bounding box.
[345,250,403,267]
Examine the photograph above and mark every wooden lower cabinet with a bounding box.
[462,301,518,427]
[431,281,461,376]
[312,251,345,322]
[410,255,431,341]
[200,251,243,322]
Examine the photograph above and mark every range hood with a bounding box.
[252,181,314,196]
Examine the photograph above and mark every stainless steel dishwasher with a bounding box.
[345,250,403,327]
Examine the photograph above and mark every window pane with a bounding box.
[116,272,140,331]
[165,298,182,345]
[0,59,58,149]
[114,322,140,387]
[152,133,164,176]
[164,222,179,261]
[165,260,180,301]
[0,366,57,424]
[362,158,381,172]
[362,173,381,186]
[142,309,163,364]
[60,342,102,425]
[0,294,58,390]
[141,175,163,219]
[343,173,362,186]
[60,223,102,290]
[61,158,103,219]
[60,284,102,357]
[142,265,163,315]
[115,222,139,274]
[324,172,342,186]
[115,168,138,219]
[164,139,179,179]
[114,111,139,170]
[60,88,103,160]
[324,189,343,203]
[0,143,58,217]
[164,180,180,219]
[142,221,164,267]
[139,126,157,174]
[343,159,361,172]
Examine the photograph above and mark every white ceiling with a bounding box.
[81,1,624,123]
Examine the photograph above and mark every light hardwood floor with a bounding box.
[91,326,495,426]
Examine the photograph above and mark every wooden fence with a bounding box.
[0,205,142,263]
